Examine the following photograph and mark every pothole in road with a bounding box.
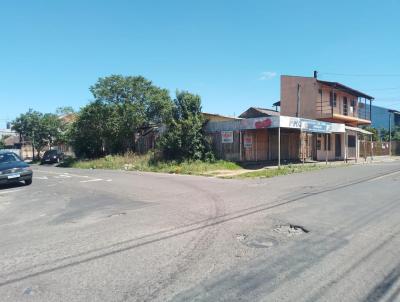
[107,212,127,218]
[273,224,309,237]
[236,233,248,241]
[236,224,309,249]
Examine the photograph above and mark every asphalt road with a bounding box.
[1,161,400,302]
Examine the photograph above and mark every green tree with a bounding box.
[0,136,7,149]
[363,126,379,141]
[12,110,62,159]
[159,91,213,161]
[69,101,112,158]
[71,75,173,156]
[56,106,75,115]
[42,113,63,147]
[13,110,44,159]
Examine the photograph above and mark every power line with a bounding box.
[320,72,400,77]
[367,86,400,91]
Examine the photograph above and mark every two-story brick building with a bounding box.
[280,73,373,161]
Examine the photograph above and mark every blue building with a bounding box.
[370,105,400,131]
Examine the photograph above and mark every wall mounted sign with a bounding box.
[243,135,253,148]
[221,131,233,143]
[206,115,345,134]
[240,117,279,130]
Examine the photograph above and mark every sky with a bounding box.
[1,0,400,128]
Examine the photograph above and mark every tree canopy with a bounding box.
[11,75,214,162]
[12,109,63,158]
[71,75,174,157]
[159,91,213,161]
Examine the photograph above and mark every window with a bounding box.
[349,99,355,116]
[348,135,356,148]
[395,113,400,126]
[324,134,331,151]
[343,97,348,115]
[0,153,20,163]
[329,91,337,107]
[316,138,321,150]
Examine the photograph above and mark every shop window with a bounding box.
[348,135,356,147]
[317,139,321,150]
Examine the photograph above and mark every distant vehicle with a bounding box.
[0,151,33,186]
[41,150,64,164]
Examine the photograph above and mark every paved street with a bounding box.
[1,162,400,301]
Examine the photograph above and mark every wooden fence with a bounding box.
[359,141,400,158]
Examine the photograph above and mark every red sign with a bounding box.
[255,118,272,129]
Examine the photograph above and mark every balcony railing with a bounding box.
[316,98,371,121]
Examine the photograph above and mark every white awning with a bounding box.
[345,126,372,135]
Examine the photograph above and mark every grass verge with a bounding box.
[60,153,241,175]
[230,163,337,179]
[60,154,347,178]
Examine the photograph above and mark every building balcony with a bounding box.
[316,100,371,126]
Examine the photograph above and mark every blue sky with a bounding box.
[1,0,400,128]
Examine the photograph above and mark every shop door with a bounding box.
[335,134,341,158]
[281,134,290,159]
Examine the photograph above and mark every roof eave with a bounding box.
[317,80,374,100]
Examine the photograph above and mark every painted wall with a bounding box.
[370,105,400,131]
[280,75,318,119]
[316,133,346,161]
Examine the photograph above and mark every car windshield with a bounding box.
[44,150,57,156]
[0,153,21,163]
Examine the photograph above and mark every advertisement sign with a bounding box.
[221,131,233,143]
[300,120,331,133]
[280,116,301,129]
[243,135,253,148]
[280,117,344,133]
[240,116,279,130]
[208,115,345,134]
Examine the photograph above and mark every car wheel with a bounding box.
[25,179,32,186]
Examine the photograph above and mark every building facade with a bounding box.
[204,114,355,164]
[370,105,400,131]
[280,75,373,161]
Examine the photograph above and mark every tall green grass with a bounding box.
[62,152,241,175]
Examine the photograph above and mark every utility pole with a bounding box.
[296,84,301,117]
[278,126,281,168]
[388,110,394,156]
[388,110,400,156]
[32,130,35,161]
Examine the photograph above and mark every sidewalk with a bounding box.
[209,156,400,178]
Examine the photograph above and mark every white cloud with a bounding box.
[259,71,277,80]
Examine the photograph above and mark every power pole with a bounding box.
[32,130,35,160]
[296,84,301,117]
[389,111,392,156]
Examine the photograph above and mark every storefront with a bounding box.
[205,115,348,165]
